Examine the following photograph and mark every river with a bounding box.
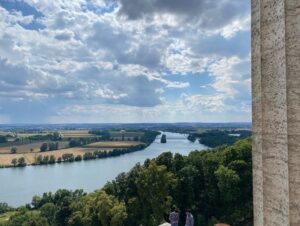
[0,132,207,206]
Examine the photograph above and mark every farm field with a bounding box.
[0,147,109,166]
[59,130,98,138]
[110,131,143,137]
[16,132,48,138]
[0,140,143,166]
[0,141,69,154]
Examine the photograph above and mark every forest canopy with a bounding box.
[1,138,252,226]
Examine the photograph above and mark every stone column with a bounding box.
[251,0,300,226]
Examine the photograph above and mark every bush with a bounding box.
[62,153,74,162]
[75,155,82,161]
[83,152,95,161]
[10,147,17,154]
[49,155,56,164]
[40,143,48,152]
[18,157,26,167]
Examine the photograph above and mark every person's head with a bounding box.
[172,206,176,212]
[186,209,191,216]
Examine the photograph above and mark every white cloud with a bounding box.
[165,81,190,89]
[95,87,128,99]
[220,15,250,39]
[208,56,250,99]
[0,0,251,123]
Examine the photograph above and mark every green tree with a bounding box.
[74,155,82,161]
[40,203,56,225]
[52,132,62,141]
[7,210,49,226]
[135,161,176,226]
[18,157,26,167]
[43,155,50,164]
[49,155,56,164]
[68,190,127,226]
[0,135,7,143]
[11,158,18,167]
[35,155,43,165]
[10,147,17,154]
[215,165,240,204]
[40,143,48,152]
[0,202,12,214]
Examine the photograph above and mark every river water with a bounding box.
[0,132,207,206]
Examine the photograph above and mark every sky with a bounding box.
[0,0,251,124]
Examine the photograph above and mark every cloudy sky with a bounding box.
[0,0,251,124]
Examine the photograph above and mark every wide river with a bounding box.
[0,132,207,206]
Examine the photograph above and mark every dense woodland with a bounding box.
[188,130,252,148]
[0,138,252,226]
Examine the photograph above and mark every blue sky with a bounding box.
[0,0,251,123]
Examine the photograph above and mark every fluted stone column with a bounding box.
[252,0,300,226]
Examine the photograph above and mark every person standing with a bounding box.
[169,206,179,226]
[185,209,194,226]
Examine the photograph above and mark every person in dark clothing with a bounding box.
[185,209,194,226]
[169,206,179,226]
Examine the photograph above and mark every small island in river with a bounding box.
[160,134,167,143]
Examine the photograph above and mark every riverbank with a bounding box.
[0,141,146,168]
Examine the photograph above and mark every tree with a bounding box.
[160,134,167,143]
[62,153,74,162]
[43,156,49,164]
[18,157,26,167]
[10,147,17,154]
[0,135,7,143]
[68,190,127,226]
[11,158,18,167]
[49,155,56,164]
[155,152,173,170]
[135,161,176,226]
[69,140,81,147]
[0,202,12,214]
[35,155,43,165]
[48,143,57,151]
[40,203,56,225]
[52,132,62,141]
[215,165,240,206]
[40,143,48,152]
[8,210,49,226]
[74,155,82,161]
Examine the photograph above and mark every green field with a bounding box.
[59,130,98,138]
[110,131,144,138]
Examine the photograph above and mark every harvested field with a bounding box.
[0,147,111,166]
[0,154,24,166]
[0,141,143,166]
[60,130,97,138]
[0,141,69,154]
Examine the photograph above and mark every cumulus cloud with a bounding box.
[118,0,250,32]
[0,0,251,123]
